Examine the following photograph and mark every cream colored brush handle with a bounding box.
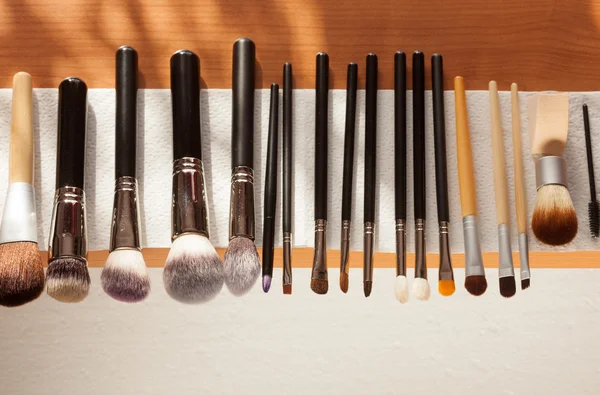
[489,81,509,225]
[10,72,34,185]
[454,76,477,217]
[511,83,527,234]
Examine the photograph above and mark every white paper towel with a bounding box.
[0,88,596,253]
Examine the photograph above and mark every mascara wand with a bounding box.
[584,104,599,238]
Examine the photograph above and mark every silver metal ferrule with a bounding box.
[229,166,255,240]
[172,157,210,239]
[518,233,530,280]
[283,232,293,285]
[395,219,406,277]
[415,219,427,279]
[498,224,515,277]
[48,186,87,261]
[462,215,485,276]
[109,176,142,252]
[340,220,351,275]
[535,156,567,189]
[363,222,375,283]
[438,221,454,281]
[311,219,327,281]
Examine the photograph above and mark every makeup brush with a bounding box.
[489,81,516,298]
[224,38,261,295]
[393,51,409,303]
[101,46,150,303]
[511,83,531,290]
[261,83,279,293]
[0,72,44,307]
[583,104,599,238]
[454,76,487,296]
[282,63,293,295]
[529,93,577,246]
[412,51,430,301]
[311,52,329,295]
[431,54,454,297]
[340,62,358,294]
[163,50,224,303]
[46,77,91,303]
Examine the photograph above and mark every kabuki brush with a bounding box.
[282,63,293,295]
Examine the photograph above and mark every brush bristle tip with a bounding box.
[465,275,487,296]
[499,276,517,298]
[223,237,260,296]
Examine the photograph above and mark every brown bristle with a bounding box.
[464,275,487,296]
[283,284,292,295]
[532,185,578,246]
[363,281,372,297]
[310,278,328,295]
[521,278,530,290]
[0,242,45,307]
[339,272,349,293]
[499,276,516,298]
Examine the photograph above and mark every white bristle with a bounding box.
[394,275,409,304]
[412,277,431,301]
[223,237,260,296]
[101,249,150,303]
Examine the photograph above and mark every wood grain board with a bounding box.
[2,0,600,90]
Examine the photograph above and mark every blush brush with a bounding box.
[282,63,293,295]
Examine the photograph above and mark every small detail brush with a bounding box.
[412,51,430,301]
[224,38,261,295]
[529,93,577,245]
[393,51,409,303]
[454,76,487,296]
[583,104,599,238]
[432,54,455,297]
[0,72,45,307]
[282,63,293,295]
[363,54,377,298]
[46,77,91,303]
[262,83,279,293]
[163,50,224,303]
[511,83,531,289]
[311,52,329,295]
[101,46,150,303]
[489,81,516,298]
[340,62,358,294]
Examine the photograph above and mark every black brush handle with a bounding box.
[170,50,202,160]
[262,84,279,276]
[413,51,426,220]
[232,38,256,169]
[432,53,449,222]
[394,51,407,221]
[584,104,597,202]
[115,46,138,179]
[315,52,329,220]
[341,63,358,221]
[283,63,293,233]
[56,77,88,189]
[364,54,378,223]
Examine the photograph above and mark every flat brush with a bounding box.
[101,46,150,303]
[282,63,293,295]
[47,77,91,303]
[583,104,599,238]
[262,83,279,293]
[393,51,408,303]
[454,76,487,296]
[0,72,44,307]
[431,54,454,297]
[412,51,430,301]
[340,62,358,294]
[363,53,377,298]
[489,81,516,298]
[224,38,261,296]
[311,52,329,295]
[511,84,531,290]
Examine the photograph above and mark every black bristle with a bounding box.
[589,200,600,238]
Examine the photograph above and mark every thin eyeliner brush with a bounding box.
[340,62,358,294]
[282,63,293,295]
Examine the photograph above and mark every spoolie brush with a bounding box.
[46,77,91,303]
[101,46,150,303]
[583,104,599,238]
[224,38,260,296]
[0,72,45,307]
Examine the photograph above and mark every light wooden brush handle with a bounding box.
[10,72,34,185]
[489,81,509,226]
[511,83,527,234]
[454,76,477,217]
